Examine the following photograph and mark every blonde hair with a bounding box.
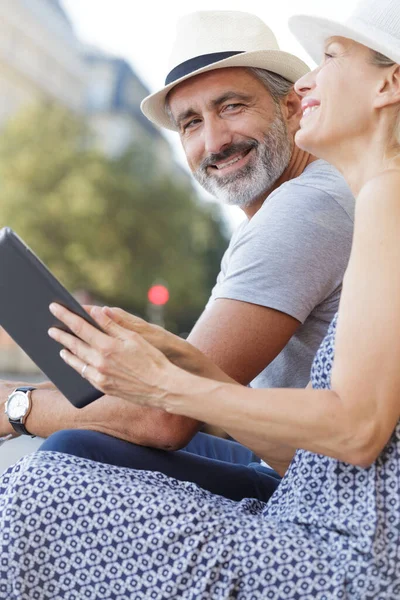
[370,50,400,150]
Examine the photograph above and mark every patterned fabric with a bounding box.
[1,314,400,599]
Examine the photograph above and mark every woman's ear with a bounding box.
[374,64,400,109]
[280,89,303,134]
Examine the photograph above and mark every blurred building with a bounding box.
[0,0,87,123]
[0,0,189,174]
[83,51,192,183]
[83,50,166,157]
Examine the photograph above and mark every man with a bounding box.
[1,11,354,501]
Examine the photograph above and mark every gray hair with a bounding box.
[369,50,400,148]
[244,68,293,103]
[165,67,293,128]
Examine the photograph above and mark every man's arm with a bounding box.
[0,306,233,447]
[0,300,298,451]
[0,320,241,449]
[0,381,200,450]
[188,299,300,384]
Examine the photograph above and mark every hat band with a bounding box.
[165,51,245,85]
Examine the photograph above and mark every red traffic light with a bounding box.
[148,284,169,306]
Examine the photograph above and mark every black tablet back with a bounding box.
[0,227,104,408]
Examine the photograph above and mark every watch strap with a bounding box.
[9,420,33,436]
[9,386,36,437]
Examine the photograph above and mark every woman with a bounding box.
[2,0,400,597]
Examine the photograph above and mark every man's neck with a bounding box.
[243,148,317,219]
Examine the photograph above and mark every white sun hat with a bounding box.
[289,0,400,67]
[141,10,310,131]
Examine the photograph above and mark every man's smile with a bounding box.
[209,148,254,175]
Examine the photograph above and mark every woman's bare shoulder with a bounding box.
[356,168,400,220]
[359,168,400,198]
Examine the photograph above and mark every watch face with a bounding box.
[6,392,29,420]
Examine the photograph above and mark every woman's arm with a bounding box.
[50,171,400,467]
[170,172,400,465]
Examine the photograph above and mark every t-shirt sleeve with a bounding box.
[211,183,354,324]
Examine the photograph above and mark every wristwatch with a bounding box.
[4,386,36,437]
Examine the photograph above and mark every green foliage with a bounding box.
[0,102,228,331]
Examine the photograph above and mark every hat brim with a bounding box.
[289,14,400,68]
[141,50,310,131]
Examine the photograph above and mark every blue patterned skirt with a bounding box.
[0,449,392,600]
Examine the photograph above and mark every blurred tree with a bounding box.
[0,102,228,332]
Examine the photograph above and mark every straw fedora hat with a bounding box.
[289,0,400,67]
[141,11,310,131]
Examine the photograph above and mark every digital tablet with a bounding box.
[0,227,104,408]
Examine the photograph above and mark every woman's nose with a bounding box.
[294,68,317,97]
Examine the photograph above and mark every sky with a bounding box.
[61,0,358,226]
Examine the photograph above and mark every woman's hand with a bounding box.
[87,306,198,369]
[84,306,236,384]
[48,303,182,410]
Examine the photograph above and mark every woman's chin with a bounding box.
[295,129,325,160]
[294,128,314,153]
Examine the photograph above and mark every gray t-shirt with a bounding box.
[207,159,355,389]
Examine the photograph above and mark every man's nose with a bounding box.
[203,117,233,155]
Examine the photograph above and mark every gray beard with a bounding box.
[193,110,292,208]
